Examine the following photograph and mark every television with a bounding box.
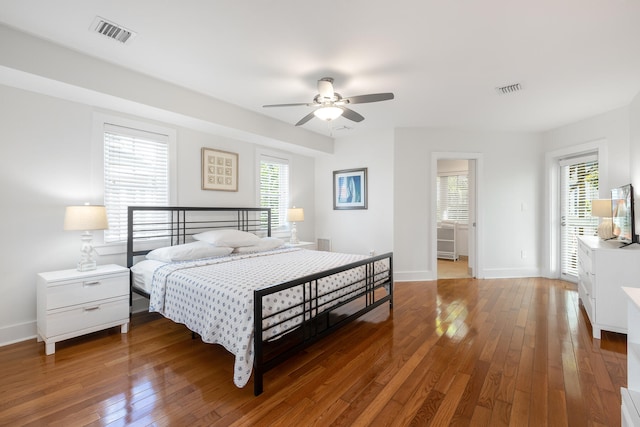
[611,183,636,246]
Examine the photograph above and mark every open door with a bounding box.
[467,159,476,278]
[433,153,481,279]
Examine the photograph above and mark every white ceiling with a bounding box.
[2,0,640,137]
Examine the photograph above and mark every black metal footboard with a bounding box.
[253,252,393,395]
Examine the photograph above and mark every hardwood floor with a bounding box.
[438,256,471,279]
[0,278,626,426]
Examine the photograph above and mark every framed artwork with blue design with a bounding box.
[333,168,367,210]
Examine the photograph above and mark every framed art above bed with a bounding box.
[201,147,238,191]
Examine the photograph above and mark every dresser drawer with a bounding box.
[578,240,593,274]
[45,274,128,310]
[44,296,129,337]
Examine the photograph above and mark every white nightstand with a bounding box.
[36,264,130,355]
[284,241,316,250]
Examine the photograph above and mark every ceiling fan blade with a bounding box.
[295,111,316,126]
[343,93,394,104]
[340,107,365,123]
[263,102,313,108]
[317,77,335,101]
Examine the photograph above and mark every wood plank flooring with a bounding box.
[0,278,627,426]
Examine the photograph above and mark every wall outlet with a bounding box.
[369,250,375,256]
[521,250,527,259]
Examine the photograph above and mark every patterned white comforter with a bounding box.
[148,247,383,388]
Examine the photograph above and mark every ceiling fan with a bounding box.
[263,77,394,126]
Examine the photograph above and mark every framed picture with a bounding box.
[333,168,368,210]
[201,147,238,191]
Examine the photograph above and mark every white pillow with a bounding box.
[233,237,285,254]
[146,241,233,262]
[192,229,261,248]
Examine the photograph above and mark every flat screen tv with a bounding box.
[611,183,636,245]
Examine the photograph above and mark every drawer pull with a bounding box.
[83,281,101,287]
[84,306,100,312]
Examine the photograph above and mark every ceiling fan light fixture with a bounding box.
[314,106,343,121]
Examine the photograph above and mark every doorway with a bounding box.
[432,153,482,279]
[559,154,599,281]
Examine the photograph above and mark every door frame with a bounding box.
[543,139,608,278]
[431,152,484,279]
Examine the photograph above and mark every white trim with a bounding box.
[482,267,542,279]
[394,270,436,282]
[431,152,484,278]
[0,320,36,347]
[543,139,608,278]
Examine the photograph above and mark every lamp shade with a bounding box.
[313,106,343,121]
[286,207,304,222]
[591,199,612,218]
[64,205,109,231]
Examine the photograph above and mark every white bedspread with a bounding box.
[148,247,383,388]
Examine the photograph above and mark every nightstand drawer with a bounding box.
[45,274,128,310]
[45,296,129,337]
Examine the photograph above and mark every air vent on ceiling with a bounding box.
[91,16,136,44]
[495,82,523,95]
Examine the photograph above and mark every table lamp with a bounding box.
[286,207,304,244]
[591,199,614,239]
[64,204,109,271]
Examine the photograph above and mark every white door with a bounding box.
[468,160,476,278]
[559,154,599,281]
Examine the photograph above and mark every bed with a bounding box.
[126,206,393,395]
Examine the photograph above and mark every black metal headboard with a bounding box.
[126,206,271,268]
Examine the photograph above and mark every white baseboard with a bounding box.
[394,267,541,281]
[1,296,150,348]
[480,267,541,279]
[0,320,37,347]
[394,270,436,282]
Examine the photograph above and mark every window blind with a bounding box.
[103,123,170,243]
[259,155,289,230]
[437,174,469,222]
[560,155,599,278]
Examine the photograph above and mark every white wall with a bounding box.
[315,130,394,256]
[541,106,631,276]
[172,127,316,241]
[394,128,543,280]
[0,84,316,346]
[542,106,631,195]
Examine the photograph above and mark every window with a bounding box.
[103,123,170,243]
[259,154,290,231]
[437,174,469,222]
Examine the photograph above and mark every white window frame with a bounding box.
[255,148,292,238]
[92,113,177,253]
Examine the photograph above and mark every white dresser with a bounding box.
[622,287,640,426]
[577,236,640,339]
[37,264,130,355]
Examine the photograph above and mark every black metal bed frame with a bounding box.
[126,206,393,395]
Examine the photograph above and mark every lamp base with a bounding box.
[77,260,97,272]
[77,231,98,271]
[598,218,615,240]
[289,223,299,244]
